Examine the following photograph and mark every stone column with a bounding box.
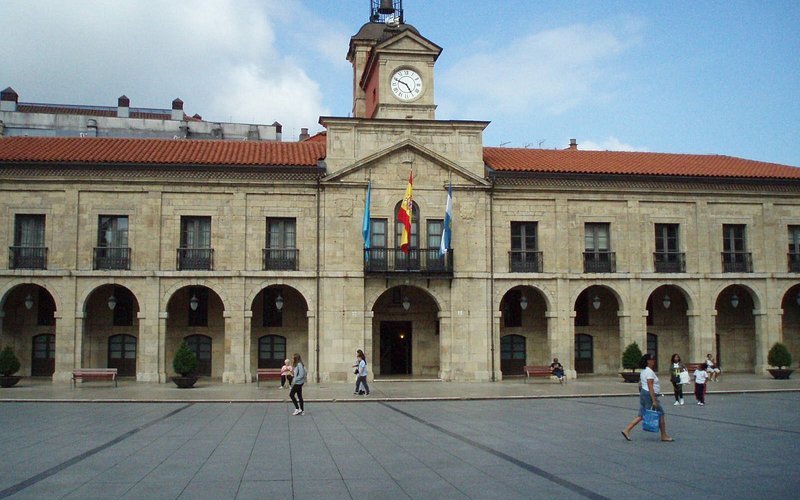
[364,310,374,383]
[243,311,253,383]
[687,309,704,363]
[222,310,246,383]
[137,311,160,382]
[158,312,168,383]
[754,306,780,374]
[53,309,74,382]
[491,310,501,381]
[618,310,646,370]
[306,310,317,383]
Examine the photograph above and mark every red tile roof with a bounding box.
[483,147,800,179]
[0,137,325,167]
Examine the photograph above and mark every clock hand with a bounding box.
[400,80,412,92]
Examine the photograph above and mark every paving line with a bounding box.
[0,403,194,499]
[379,401,610,500]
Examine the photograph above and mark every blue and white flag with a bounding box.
[362,181,372,253]
[439,182,452,256]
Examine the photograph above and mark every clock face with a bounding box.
[390,69,423,101]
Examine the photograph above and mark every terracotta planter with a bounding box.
[0,376,22,388]
[172,375,198,388]
[619,371,640,383]
[767,369,793,380]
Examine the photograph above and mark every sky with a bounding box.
[3,0,799,166]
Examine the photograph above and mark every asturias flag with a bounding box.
[362,181,371,253]
[439,182,452,256]
[398,171,413,253]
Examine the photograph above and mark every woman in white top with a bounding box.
[621,353,674,442]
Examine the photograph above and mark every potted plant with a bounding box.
[0,346,22,388]
[767,342,793,379]
[172,342,199,388]
[620,342,643,383]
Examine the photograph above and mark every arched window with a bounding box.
[394,200,419,249]
[259,335,287,369]
[184,334,212,376]
[500,334,526,375]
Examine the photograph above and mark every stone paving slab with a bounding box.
[0,392,798,499]
[1,374,798,403]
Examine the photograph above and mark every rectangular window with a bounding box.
[789,226,800,272]
[12,214,47,269]
[263,288,283,327]
[427,219,443,250]
[96,215,130,270]
[654,223,678,253]
[179,216,212,270]
[370,219,387,248]
[510,222,540,272]
[187,287,209,327]
[584,223,614,272]
[722,224,751,272]
[654,223,684,272]
[265,218,297,270]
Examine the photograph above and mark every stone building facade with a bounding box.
[0,7,799,384]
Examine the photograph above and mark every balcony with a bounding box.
[789,253,800,273]
[177,248,214,270]
[364,248,453,276]
[9,246,48,270]
[263,248,299,271]
[509,250,543,272]
[653,251,686,273]
[722,251,752,273]
[93,247,131,270]
[584,251,616,273]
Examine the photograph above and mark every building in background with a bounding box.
[0,0,798,384]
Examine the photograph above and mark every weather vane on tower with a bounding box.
[370,0,404,25]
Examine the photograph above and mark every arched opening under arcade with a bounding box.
[0,284,57,377]
[499,285,548,377]
[780,284,800,368]
[646,284,690,371]
[165,285,225,378]
[82,284,140,376]
[714,285,757,373]
[249,285,309,380]
[573,285,620,374]
[372,285,439,378]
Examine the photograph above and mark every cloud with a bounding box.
[579,136,648,152]
[1,0,329,139]
[438,21,640,119]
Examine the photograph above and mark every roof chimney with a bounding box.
[299,128,310,141]
[568,138,578,150]
[117,95,130,118]
[171,98,184,120]
[1,87,19,112]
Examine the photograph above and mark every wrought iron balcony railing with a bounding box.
[177,248,214,270]
[789,253,800,273]
[509,250,543,272]
[364,248,453,275]
[93,247,131,270]
[583,251,616,273]
[9,246,48,270]
[263,248,299,270]
[722,251,752,273]
[653,251,686,273]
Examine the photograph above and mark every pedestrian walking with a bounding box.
[353,349,366,394]
[289,353,306,416]
[669,353,686,406]
[621,353,674,442]
[279,358,293,389]
[355,352,370,396]
[693,363,708,405]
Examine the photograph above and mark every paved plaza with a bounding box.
[0,377,798,499]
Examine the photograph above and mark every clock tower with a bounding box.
[347,0,442,120]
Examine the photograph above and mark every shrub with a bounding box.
[767,343,792,369]
[622,342,643,371]
[173,342,198,376]
[0,346,21,376]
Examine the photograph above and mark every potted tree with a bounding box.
[767,342,793,379]
[172,342,199,388]
[620,342,643,383]
[0,346,22,388]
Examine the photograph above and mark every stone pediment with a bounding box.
[322,139,488,189]
[374,29,442,59]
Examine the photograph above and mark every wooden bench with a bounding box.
[256,368,282,387]
[523,365,564,383]
[72,368,118,387]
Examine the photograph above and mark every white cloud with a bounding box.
[1,0,330,139]
[579,136,648,152]
[438,21,640,118]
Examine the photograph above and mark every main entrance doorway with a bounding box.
[380,321,412,375]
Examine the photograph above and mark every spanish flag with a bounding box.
[398,171,413,253]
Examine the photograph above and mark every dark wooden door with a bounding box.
[380,321,412,375]
[500,334,526,375]
[108,334,137,376]
[574,334,593,373]
[31,334,55,376]
[185,334,212,376]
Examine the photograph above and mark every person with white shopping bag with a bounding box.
[669,353,688,406]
